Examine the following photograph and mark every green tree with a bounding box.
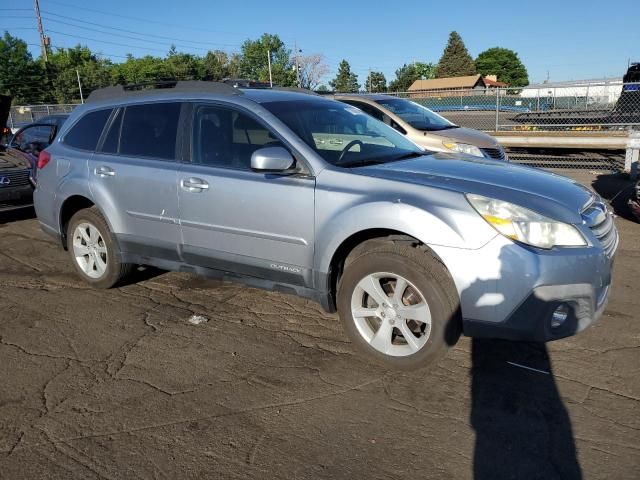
[203,50,232,80]
[165,46,203,80]
[0,32,49,104]
[240,33,295,86]
[329,60,359,92]
[365,71,386,92]
[48,45,112,103]
[434,31,476,78]
[388,62,435,92]
[110,54,169,84]
[475,47,528,87]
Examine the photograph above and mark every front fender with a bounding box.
[314,197,496,275]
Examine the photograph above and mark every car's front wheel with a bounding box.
[337,240,461,370]
[67,207,132,288]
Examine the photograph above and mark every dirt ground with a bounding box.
[0,170,638,480]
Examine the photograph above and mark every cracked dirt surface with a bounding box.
[0,171,638,479]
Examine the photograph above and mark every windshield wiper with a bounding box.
[335,158,387,168]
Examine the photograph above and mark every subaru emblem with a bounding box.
[0,176,10,186]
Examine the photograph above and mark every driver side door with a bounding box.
[178,103,316,287]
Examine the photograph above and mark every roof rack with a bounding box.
[87,80,242,103]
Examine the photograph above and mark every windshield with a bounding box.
[375,98,457,131]
[262,99,423,167]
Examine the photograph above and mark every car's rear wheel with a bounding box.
[337,240,461,370]
[67,207,132,288]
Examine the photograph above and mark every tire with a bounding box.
[66,207,132,288]
[630,180,640,223]
[337,239,461,370]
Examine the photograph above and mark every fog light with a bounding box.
[551,304,570,328]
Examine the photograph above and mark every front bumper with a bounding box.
[430,232,616,343]
[463,282,610,342]
[0,184,33,211]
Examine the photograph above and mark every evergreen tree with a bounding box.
[365,71,386,92]
[329,60,359,93]
[434,31,476,78]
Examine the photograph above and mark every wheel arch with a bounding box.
[58,195,116,250]
[324,228,449,312]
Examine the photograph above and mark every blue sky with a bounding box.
[3,0,639,86]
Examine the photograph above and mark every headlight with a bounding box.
[466,194,586,249]
[442,142,483,157]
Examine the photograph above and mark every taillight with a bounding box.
[37,150,51,169]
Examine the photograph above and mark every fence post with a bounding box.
[495,88,500,131]
[585,84,590,110]
[626,132,640,181]
[46,105,50,115]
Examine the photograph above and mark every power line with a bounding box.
[42,17,218,52]
[44,0,258,38]
[41,12,243,48]
[46,29,182,54]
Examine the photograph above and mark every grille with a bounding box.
[480,147,506,160]
[0,169,31,188]
[582,200,618,257]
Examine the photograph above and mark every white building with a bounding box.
[519,77,624,107]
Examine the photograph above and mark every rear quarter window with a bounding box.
[63,109,112,151]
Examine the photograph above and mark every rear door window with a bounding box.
[100,108,122,154]
[119,103,181,160]
[64,109,112,151]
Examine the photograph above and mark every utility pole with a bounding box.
[294,42,301,88]
[368,68,371,93]
[267,50,273,88]
[34,0,49,62]
[76,69,84,103]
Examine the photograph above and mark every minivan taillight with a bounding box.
[37,150,51,169]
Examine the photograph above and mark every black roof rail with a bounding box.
[222,78,272,88]
[87,80,242,103]
[270,86,321,96]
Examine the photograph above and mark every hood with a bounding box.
[426,126,499,149]
[356,154,593,224]
[0,149,32,172]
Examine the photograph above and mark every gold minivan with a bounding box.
[335,94,507,160]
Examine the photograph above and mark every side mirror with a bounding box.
[251,146,295,172]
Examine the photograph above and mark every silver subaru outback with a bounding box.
[34,82,617,369]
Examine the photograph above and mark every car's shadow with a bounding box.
[0,206,36,225]
[117,265,167,287]
[591,172,637,221]
[471,339,582,479]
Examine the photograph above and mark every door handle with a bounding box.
[94,166,115,177]
[181,177,209,192]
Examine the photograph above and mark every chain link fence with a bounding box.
[386,81,640,133]
[7,104,78,129]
